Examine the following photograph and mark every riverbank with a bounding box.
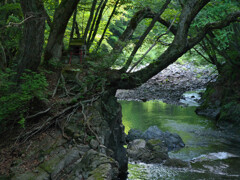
[116,63,217,105]
[120,100,240,179]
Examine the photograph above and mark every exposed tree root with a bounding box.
[25,107,52,120]
[14,95,102,146]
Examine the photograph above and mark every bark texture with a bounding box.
[44,0,80,62]
[17,0,45,75]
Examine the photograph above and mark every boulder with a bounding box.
[126,129,143,142]
[163,131,185,151]
[126,126,185,151]
[142,126,164,140]
[76,149,119,180]
[127,139,169,164]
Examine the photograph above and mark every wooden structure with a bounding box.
[68,38,86,64]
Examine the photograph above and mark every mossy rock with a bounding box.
[88,163,118,180]
[218,101,240,129]
[71,150,119,179]
[11,168,49,180]
[147,139,167,153]
[39,155,62,173]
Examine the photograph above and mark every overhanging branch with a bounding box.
[114,7,240,90]
[120,0,171,72]
[189,11,240,48]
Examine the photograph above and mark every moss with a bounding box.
[39,155,61,173]
[147,139,162,145]
[88,163,114,180]
[219,101,240,124]
[147,139,163,150]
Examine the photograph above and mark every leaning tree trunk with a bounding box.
[17,0,45,76]
[99,89,128,179]
[44,0,80,62]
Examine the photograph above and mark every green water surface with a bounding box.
[120,100,240,180]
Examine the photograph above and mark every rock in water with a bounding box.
[127,139,169,163]
[126,126,185,151]
[142,126,164,140]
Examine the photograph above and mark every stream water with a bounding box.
[120,100,240,180]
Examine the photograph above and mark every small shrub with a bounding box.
[0,69,48,133]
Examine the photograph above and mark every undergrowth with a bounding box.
[0,69,48,133]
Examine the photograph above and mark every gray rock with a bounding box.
[127,139,146,151]
[126,126,185,151]
[127,139,169,164]
[12,168,49,180]
[51,148,82,180]
[126,129,143,142]
[142,126,164,140]
[163,132,185,151]
[196,108,220,119]
[77,149,119,180]
[90,139,99,150]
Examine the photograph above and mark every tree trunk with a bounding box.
[44,0,80,62]
[17,0,45,76]
[0,41,7,71]
[100,89,128,179]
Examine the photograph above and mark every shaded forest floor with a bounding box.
[0,65,88,176]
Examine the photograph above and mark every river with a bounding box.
[120,100,240,180]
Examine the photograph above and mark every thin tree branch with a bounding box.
[96,0,119,51]
[128,12,178,73]
[121,0,171,72]
[5,15,34,28]
[88,0,108,50]
[87,0,104,48]
[83,0,97,44]
[188,11,240,48]
[193,47,212,64]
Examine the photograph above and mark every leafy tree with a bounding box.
[0,2,23,69]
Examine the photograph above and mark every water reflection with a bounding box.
[120,100,240,179]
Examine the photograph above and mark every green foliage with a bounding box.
[18,116,26,129]
[0,3,23,65]
[121,73,128,80]
[20,70,49,99]
[0,69,48,133]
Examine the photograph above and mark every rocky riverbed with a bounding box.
[116,63,217,104]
